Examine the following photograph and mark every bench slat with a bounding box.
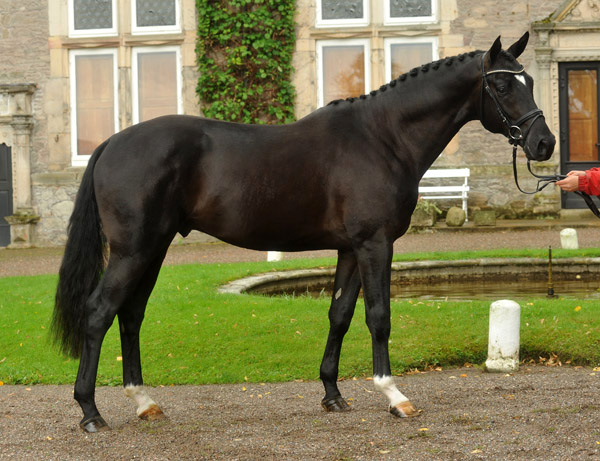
[418,168,470,221]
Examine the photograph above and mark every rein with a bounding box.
[481,54,600,218]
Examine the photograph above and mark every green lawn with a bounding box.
[0,248,599,386]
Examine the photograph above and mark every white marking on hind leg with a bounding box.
[124,385,160,417]
[373,375,409,407]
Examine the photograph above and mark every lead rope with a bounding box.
[511,148,600,218]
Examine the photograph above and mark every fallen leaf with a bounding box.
[460,374,468,378]
[471,449,482,454]
[575,306,582,312]
[379,450,390,454]
[116,356,122,362]
[0,381,4,386]
[418,427,429,432]
[242,387,247,392]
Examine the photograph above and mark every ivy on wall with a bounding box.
[196,0,297,124]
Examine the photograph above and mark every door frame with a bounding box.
[558,61,600,209]
[0,143,13,247]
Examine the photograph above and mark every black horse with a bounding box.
[52,33,555,432]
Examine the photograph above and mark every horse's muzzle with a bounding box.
[524,131,555,162]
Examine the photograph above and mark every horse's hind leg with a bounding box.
[74,252,163,432]
[119,247,169,421]
[320,249,361,412]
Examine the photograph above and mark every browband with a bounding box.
[485,67,525,75]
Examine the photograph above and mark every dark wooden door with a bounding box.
[559,62,600,209]
[0,144,12,246]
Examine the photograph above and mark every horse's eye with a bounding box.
[497,85,507,95]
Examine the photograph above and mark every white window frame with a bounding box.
[384,36,439,83]
[384,0,438,26]
[315,0,369,28]
[69,48,119,166]
[316,39,371,108]
[68,0,118,38]
[131,0,181,35]
[132,46,183,124]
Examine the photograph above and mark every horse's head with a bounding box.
[480,32,555,162]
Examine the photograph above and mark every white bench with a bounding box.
[419,168,470,220]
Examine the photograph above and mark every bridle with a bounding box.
[480,53,543,152]
[480,53,600,217]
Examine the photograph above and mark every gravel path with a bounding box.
[2,366,600,460]
[1,226,599,278]
[1,226,600,460]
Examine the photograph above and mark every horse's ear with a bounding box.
[507,32,529,59]
[488,36,502,65]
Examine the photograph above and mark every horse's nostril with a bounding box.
[538,137,555,158]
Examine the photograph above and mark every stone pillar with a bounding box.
[0,84,39,248]
[11,115,34,210]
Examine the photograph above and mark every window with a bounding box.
[132,0,180,35]
[316,39,371,107]
[316,0,369,27]
[384,0,437,25]
[384,37,438,82]
[68,0,117,37]
[69,49,118,165]
[132,47,182,124]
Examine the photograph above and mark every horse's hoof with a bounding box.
[80,415,110,433]
[321,396,351,412]
[138,404,166,421]
[389,401,420,418]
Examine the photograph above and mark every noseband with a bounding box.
[480,53,600,218]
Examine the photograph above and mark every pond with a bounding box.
[219,258,600,301]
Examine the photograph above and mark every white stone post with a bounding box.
[267,251,283,262]
[560,228,578,250]
[486,300,520,373]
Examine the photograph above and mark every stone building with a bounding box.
[0,0,598,247]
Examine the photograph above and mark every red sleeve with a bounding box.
[579,169,600,195]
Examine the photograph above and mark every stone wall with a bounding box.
[1,1,593,247]
[0,0,50,179]
[0,0,201,247]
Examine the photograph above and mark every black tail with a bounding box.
[51,140,109,358]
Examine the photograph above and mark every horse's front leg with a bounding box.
[320,249,362,412]
[355,238,419,418]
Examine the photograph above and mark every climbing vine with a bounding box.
[196,0,297,124]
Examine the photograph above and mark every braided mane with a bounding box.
[327,50,481,106]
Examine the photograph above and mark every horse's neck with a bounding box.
[375,59,481,178]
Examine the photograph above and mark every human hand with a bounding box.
[566,170,586,177]
[556,175,580,192]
